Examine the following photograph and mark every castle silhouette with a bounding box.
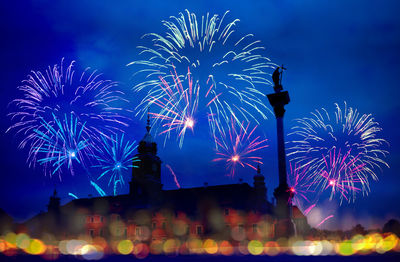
[23,119,309,241]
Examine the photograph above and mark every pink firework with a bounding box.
[318,148,364,203]
[166,164,181,189]
[287,162,315,208]
[140,67,202,148]
[212,119,268,177]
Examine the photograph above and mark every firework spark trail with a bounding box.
[287,102,389,203]
[303,204,316,216]
[166,164,181,188]
[68,193,79,199]
[33,113,90,176]
[129,10,276,143]
[92,134,139,196]
[316,215,334,228]
[90,181,106,197]
[213,119,268,177]
[287,162,315,208]
[7,59,129,167]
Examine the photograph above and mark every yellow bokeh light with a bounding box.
[248,240,263,255]
[16,233,30,249]
[376,234,399,254]
[5,232,17,246]
[117,239,133,255]
[203,239,218,254]
[163,239,179,254]
[337,240,355,256]
[25,239,46,255]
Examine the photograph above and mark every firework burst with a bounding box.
[318,149,364,203]
[213,119,268,177]
[7,59,129,166]
[144,67,200,147]
[92,134,139,196]
[33,113,90,176]
[287,102,389,203]
[130,10,275,143]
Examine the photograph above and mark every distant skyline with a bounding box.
[1,0,399,231]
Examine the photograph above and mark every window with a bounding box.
[238,224,244,233]
[252,224,258,233]
[225,224,230,232]
[152,222,156,229]
[162,222,166,230]
[116,215,120,221]
[135,227,141,236]
[100,229,103,237]
[124,228,127,238]
[100,216,104,223]
[196,225,203,235]
[90,216,94,223]
[89,229,94,237]
[224,208,229,215]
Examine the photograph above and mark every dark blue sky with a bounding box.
[1,0,399,230]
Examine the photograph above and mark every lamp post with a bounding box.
[267,66,295,237]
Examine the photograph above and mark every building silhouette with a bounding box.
[23,119,309,241]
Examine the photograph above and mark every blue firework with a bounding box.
[7,59,129,167]
[34,113,90,176]
[92,134,139,195]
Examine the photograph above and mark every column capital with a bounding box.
[267,91,290,118]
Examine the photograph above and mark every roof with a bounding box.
[63,183,260,217]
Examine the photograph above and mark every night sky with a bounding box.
[1,0,399,231]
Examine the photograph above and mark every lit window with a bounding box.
[196,225,202,235]
[252,224,258,233]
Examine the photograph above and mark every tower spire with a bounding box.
[146,107,151,133]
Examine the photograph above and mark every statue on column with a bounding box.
[272,65,286,93]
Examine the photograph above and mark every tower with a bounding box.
[47,189,60,213]
[253,165,272,213]
[129,115,163,201]
[253,165,267,203]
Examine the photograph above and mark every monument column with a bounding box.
[267,66,295,237]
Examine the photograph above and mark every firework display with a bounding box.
[287,103,389,203]
[213,119,268,177]
[7,59,129,167]
[129,10,275,145]
[91,134,139,195]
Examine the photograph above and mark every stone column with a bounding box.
[267,87,295,238]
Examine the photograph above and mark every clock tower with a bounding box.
[129,114,163,201]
